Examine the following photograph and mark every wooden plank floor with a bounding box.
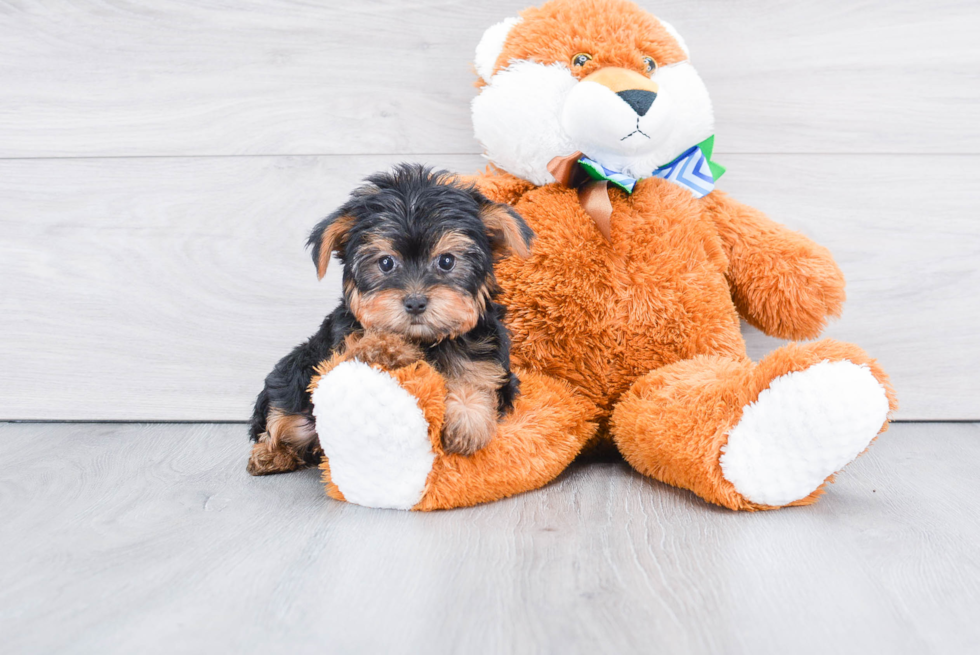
[2,421,978,654]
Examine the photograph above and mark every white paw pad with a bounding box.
[310,361,434,510]
[720,360,890,506]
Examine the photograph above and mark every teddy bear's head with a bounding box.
[472,0,713,186]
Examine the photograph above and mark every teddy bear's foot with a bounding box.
[612,339,897,511]
[309,352,599,510]
[310,360,436,510]
[719,360,889,506]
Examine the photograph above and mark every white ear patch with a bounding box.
[658,19,690,58]
[474,17,522,83]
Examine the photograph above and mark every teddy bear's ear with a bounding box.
[657,19,690,58]
[479,201,534,260]
[474,16,522,83]
[307,211,355,280]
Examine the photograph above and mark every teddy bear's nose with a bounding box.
[616,89,657,116]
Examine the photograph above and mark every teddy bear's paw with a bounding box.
[719,360,890,507]
[310,360,435,510]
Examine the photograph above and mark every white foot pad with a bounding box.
[720,360,890,506]
[310,361,434,510]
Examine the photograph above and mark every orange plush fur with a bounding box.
[313,0,896,511]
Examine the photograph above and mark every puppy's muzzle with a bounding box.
[583,67,659,117]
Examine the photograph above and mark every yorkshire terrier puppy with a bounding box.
[247,164,534,475]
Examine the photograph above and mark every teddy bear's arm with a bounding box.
[700,191,846,341]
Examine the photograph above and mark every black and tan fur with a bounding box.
[247,164,534,474]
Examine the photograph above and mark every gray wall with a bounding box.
[1,0,977,420]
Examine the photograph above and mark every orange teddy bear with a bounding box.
[308,0,897,511]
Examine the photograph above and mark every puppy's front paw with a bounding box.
[343,331,423,369]
[441,389,497,456]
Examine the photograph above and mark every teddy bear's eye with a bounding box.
[571,53,592,67]
[643,57,658,73]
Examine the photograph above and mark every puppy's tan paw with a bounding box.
[441,389,497,456]
[343,331,423,370]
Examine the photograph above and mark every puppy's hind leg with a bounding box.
[247,409,320,476]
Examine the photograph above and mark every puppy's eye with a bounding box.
[378,256,395,273]
[571,53,592,67]
[437,253,456,271]
[643,57,657,73]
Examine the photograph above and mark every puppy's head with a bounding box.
[308,163,533,342]
[472,0,712,185]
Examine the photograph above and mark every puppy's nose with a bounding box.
[616,89,657,116]
[403,294,428,315]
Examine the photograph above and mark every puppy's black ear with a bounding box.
[307,211,355,280]
[478,200,534,260]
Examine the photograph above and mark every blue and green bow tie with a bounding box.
[579,135,726,199]
[547,136,726,241]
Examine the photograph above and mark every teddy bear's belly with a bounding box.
[497,184,745,412]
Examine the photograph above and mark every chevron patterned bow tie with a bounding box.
[548,136,726,241]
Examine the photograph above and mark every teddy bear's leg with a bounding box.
[610,340,897,510]
[310,357,598,511]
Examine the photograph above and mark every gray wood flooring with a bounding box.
[2,421,978,654]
